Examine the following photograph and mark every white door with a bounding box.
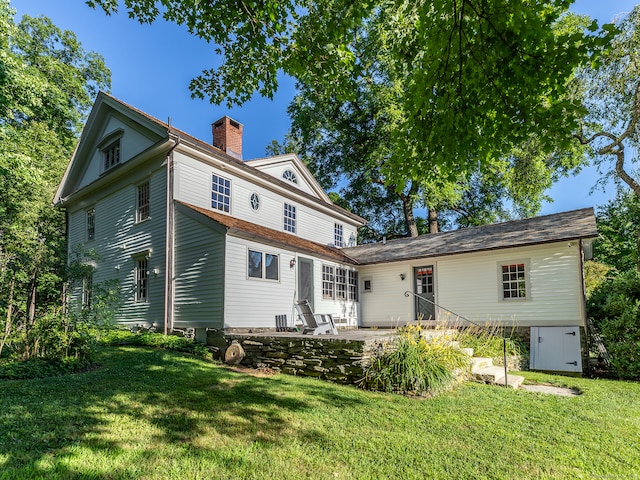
[530,326,582,373]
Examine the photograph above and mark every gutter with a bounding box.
[164,132,181,335]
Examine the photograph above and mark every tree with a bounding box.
[0,2,110,359]
[577,6,640,270]
[592,191,640,273]
[89,0,610,174]
[282,10,593,238]
[89,0,609,237]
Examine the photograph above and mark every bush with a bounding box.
[0,356,92,380]
[455,325,522,367]
[96,328,212,359]
[360,328,470,396]
[587,269,640,380]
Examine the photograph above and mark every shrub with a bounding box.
[455,324,522,367]
[96,328,212,359]
[587,269,640,380]
[360,328,470,396]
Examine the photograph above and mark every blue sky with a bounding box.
[10,0,639,216]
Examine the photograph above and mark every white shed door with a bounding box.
[530,326,582,373]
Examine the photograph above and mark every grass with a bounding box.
[1,347,639,479]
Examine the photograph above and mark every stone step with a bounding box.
[494,374,525,390]
[470,357,493,371]
[460,347,474,357]
[472,365,523,389]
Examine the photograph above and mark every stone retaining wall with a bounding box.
[217,334,394,385]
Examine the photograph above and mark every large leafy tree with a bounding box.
[593,190,640,273]
[576,6,640,269]
[0,2,110,355]
[284,10,593,238]
[89,0,609,237]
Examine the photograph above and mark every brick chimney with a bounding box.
[212,116,243,160]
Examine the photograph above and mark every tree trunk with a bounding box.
[428,207,439,233]
[402,196,419,237]
[0,276,15,357]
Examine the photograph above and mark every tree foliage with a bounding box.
[88,0,610,181]
[576,6,640,270]
[593,190,640,273]
[281,7,595,237]
[0,1,110,361]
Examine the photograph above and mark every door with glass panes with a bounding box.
[414,265,435,320]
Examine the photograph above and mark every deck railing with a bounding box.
[403,291,510,388]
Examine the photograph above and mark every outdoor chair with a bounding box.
[294,300,338,335]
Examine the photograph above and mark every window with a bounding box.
[248,250,279,281]
[103,140,120,171]
[211,174,231,213]
[81,274,92,308]
[322,265,334,299]
[363,278,372,293]
[136,258,148,302]
[334,223,343,247]
[86,208,95,241]
[137,182,150,222]
[284,203,296,233]
[323,265,358,300]
[282,169,298,184]
[348,270,358,301]
[336,267,347,300]
[500,262,528,300]
[250,192,260,211]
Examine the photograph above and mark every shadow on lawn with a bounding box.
[0,346,364,478]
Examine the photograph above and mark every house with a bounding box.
[55,93,597,373]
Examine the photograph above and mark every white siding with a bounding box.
[223,237,360,329]
[78,116,159,191]
[251,161,317,196]
[358,242,585,328]
[224,237,298,329]
[173,206,225,328]
[173,153,361,246]
[68,162,167,328]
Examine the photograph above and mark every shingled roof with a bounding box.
[180,202,357,265]
[344,208,597,265]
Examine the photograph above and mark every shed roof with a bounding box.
[344,208,597,265]
[180,202,357,265]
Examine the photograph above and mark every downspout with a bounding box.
[578,239,589,374]
[164,133,180,335]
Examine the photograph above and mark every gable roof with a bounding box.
[180,202,358,265]
[344,208,597,265]
[246,154,331,202]
[55,92,366,226]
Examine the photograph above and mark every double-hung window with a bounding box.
[322,265,334,299]
[336,267,347,300]
[136,258,148,302]
[82,274,93,308]
[248,250,279,281]
[348,270,358,301]
[137,182,150,222]
[284,203,296,233]
[212,174,231,213]
[334,223,343,247]
[86,208,95,241]
[500,261,529,300]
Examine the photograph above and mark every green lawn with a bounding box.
[1,347,639,479]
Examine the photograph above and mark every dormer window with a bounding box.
[282,169,298,184]
[103,140,120,171]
